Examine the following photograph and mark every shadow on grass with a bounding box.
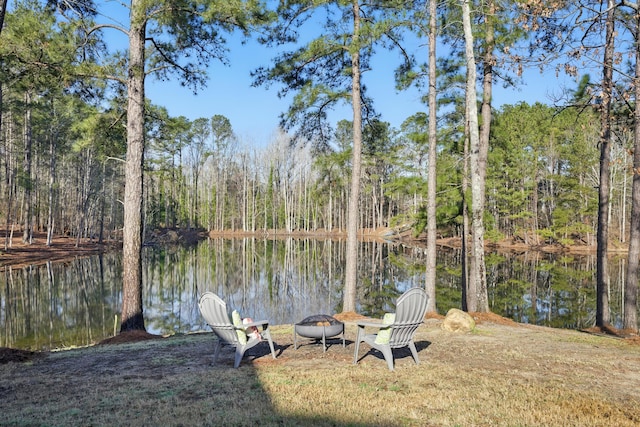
[352,340,432,367]
[208,336,431,426]
[0,332,432,426]
[190,338,408,427]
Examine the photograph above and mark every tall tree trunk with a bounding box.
[596,0,615,328]
[623,6,640,333]
[46,129,56,246]
[121,0,147,332]
[98,162,106,244]
[477,0,495,312]
[462,0,488,312]
[343,0,363,312]
[480,2,494,194]
[0,82,3,194]
[461,116,472,311]
[425,0,438,313]
[0,0,8,37]
[4,111,16,250]
[22,91,32,244]
[0,81,5,247]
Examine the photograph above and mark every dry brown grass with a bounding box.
[1,318,638,426]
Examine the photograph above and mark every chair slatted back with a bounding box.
[198,292,240,345]
[389,288,428,348]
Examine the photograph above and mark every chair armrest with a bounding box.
[241,319,270,328]
[355,320,386,328]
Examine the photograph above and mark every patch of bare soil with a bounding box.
[0,348,43,364]
[97,330,165,345]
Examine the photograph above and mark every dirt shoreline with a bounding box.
[0,230,121,270]
[1,226,615,271]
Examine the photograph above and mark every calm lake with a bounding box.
[1,237,636,350]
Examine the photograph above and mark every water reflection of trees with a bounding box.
[1,254,122,350]
[1,239,637,350]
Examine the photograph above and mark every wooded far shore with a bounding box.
[0,225,627,271]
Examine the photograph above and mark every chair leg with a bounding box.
[353,326,364,364]
[380,346,395,371]
[234,347,245,369]
[263,328,277,359]
[213,340,222,364]
[408,342,420,365]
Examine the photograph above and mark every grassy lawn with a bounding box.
[1,320,639,426]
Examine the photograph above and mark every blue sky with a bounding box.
[145,34,424,145]
[91,1,577,147]
[7,1,577,146]
[144,31,576,147]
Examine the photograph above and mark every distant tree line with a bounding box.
[0,81,612,247]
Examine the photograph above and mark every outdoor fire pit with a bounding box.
[294,314,345,353]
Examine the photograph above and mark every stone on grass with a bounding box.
[442,308,475,333]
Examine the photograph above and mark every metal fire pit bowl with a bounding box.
[294,314,345,353]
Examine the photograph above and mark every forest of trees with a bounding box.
[1,1,639,331]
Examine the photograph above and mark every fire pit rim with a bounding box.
[294,314,344,339]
